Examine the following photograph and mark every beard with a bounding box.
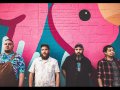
[4,50,12,53]
[109,55,114,59]
[40,53,49,60]
[76,53,83,61]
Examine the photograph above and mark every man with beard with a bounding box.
[0,39,25,87]
[28,44,60,87]
[97,45,120,87]
[62,43,93,87]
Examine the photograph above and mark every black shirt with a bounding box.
[62,53,93,87]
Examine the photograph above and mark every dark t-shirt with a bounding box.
[62,54,93,87]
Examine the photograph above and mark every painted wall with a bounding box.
[0,3,120,86]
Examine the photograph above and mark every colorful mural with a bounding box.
[0,3,120,86]
[49,3,119,69]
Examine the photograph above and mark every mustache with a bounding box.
[43,52,47,54]
[4,50,12,53]
[40,53,49,60]
[76,52,81,55]
[76,54,83,61]
[41,52,49,56]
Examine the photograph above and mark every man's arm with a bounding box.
[62,69,66,78]
[19,73,24,87]
[28,58,36,87]
[29,72,34,87]
[61,57,69,79]
[98,78,103,87]
[55,72,60,87]
[97,61,103,87]
[17,55,25,87]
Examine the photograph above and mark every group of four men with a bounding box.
[0,39,120,87]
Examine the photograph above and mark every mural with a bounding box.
[0,4,48,67]
[0,3,120,86]
[49,3,119,68]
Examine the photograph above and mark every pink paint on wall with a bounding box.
[50,3,119,68]
[0,3,48,66]
[0,14,26,39]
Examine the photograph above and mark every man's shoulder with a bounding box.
[33,57,41,61]
[83,56,89,60]
[14,53,23,58]
[0,53,3,58]
[0,53,5,56]
[114,58,120,61]
[49,57,58,62]
[66,54,73,59]
[82,56,91,63]
[98,58,106,63]
[0,53,3,56]
[114,58,120,63]
[61,55,73,64]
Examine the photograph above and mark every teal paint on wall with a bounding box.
[112,26,120,59]
[36,17,65,66]
[0,25,9,52]
[48,3,52,10]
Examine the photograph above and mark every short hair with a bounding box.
[74,43,84,49]
[41,44,50,50]
[5,39,14,43]
[103,45,114,52]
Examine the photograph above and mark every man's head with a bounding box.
[40,44,50,60]
[103,45,115,57]
[3,39,14,54]
[74,43,84,56]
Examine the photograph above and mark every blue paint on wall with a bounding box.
[0,25,9,52]
[48,3,52,10]
[112,26,120,59]
[36,17,65,66]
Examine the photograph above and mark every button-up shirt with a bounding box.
[0,52,25,79]
[97,58,120,87]
[29,56,60,87]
